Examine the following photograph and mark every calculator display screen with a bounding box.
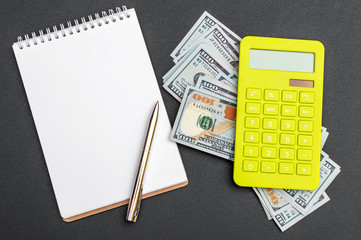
[249,49,315,73]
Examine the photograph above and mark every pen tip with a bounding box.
[154,100,159,113]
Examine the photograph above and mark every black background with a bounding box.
[0,0,360,239]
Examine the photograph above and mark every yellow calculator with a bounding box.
[233,36,324,190]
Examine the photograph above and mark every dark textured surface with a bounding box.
[0,0,360,239]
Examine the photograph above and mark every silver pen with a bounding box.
[126,101,159,222]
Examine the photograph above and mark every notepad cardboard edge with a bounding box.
[62,180,188,222]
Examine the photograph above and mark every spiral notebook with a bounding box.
[12,6,188,222]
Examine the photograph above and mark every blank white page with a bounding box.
[12,8,187,220]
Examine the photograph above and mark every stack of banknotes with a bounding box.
[163,11,240,159]
[163,11,341,231]
[254,129,341,232]
[163,11,240,101]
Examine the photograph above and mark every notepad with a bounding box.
[12,6,188,222]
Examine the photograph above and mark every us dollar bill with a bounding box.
[170,11,241,59]
[170,87,236,160]
[253,187,272,220]
[164,39,236,83]
[163,44,235,101]
[218,72,238,88]
[321,126,329,149]
[278,152,341,215]
[228,70,238,86]
[173,25,239,69]
[163,32,238,84]
[260,200,273,220]
[257,187,331,231]
[195,76,237,101]
[163,58,187,83]
[257,187,292,217]
[273,193,330,232]
[163,60,236,87]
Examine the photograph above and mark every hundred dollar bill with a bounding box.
[163,58,187,83]
[163,44,235,101]
[163,34,238,84]
[273,193,330,232]
[163,43,236,84]
[278,152,340,215]
[229,70,238,86]
[260,200,273,220]
[162,57,236,88]
[321,126,329,149]
[170,11,241,59]
[173,25,239,69]
[170,87,236,160]
[273,203,303,232]
[218,73,238,88]
[257,187,292,217]
[253,187,272,220]
[195,76,237,101]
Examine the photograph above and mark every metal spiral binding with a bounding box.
[16,6,130,49]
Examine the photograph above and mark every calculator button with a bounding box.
[298,135,313,146]
[279,148,295,160]
[280,119,296,131]
[299,106,314,118]
[297,164,312,175]
[264,89,279,101]
[281,105,297,117]
[261,161,276,173]
[298,120,313,132]
[300,92,314,103]
[262,147,277,159]
[244,131,260,143]
[298,149,312,161]
[243,146,259,157]
[282,90,297,102]
[246,103,261,114]
[263,104,279,115]
[263,118,278,130]
[262,132,277,144]
[279,163,294,174]
[247,88,262,100]
[245,117,260,129]
[243,160,258,172]
[280,133,295,145]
